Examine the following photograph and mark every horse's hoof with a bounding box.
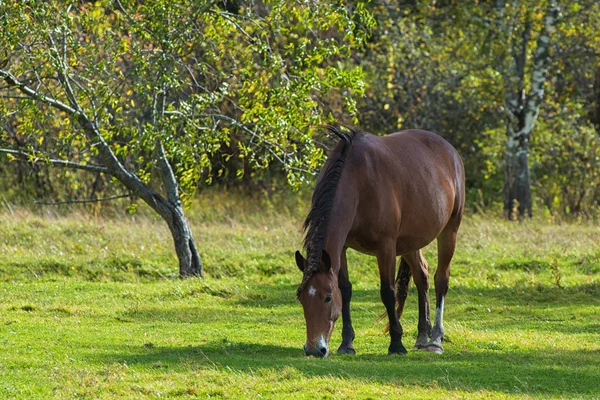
[414,340,429,350]
[337,346,356,355]
[424,344,444,354]
[387,346,407,355]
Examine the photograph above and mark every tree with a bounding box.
[494,1,559,219]
[0,0,371,276]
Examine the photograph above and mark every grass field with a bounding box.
[0,192,599,399]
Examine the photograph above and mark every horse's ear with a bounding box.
[295,251,306,272]
[320,249,331,273]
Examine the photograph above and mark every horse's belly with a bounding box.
[345,228,438,257]
[394,235,434,256]
[344,236,378,256]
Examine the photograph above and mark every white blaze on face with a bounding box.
[308,286,317,297]
[316,335,329,356]
[304,335,329,357]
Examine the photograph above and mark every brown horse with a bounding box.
[295,125,465,357]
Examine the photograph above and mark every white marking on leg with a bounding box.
[434,296,444,329]
[425,296,445,352]
[308,286,316,297]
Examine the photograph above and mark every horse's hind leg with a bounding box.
[337,247,356,355]
[377,242,407,355]
[394,257,411,326]
[425,226,459,354]
[402,251,432,349]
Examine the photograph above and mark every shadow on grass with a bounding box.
[95,280,600,396]
[96,341,600,397]
[117,282,600,336]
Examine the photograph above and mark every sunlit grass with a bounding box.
[0,192,599,398]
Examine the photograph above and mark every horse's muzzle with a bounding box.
[304,344,329,357]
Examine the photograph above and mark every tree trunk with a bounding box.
[501,3,558,220]
[590,68,600,133]
[165,203,204,277]
[504,130,532,219]
[155,139,204,278]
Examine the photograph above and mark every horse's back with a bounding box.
[349,129,464,206]
[381,129,465,211]
[343,130,464,255]
[381,129,463,173]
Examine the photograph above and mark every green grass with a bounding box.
[0,194,599,399]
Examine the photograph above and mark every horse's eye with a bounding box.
[324,295,333,304]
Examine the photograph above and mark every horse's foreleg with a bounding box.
[337,247,356,355]
[377,243,407,355]
[426,227,457,354]
[402,251,432,349]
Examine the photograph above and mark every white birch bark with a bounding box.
[503,3,558,219]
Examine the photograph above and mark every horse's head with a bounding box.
[295,249,342,358]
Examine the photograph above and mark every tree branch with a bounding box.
[0,67,173,220]
[211,9,257,45]
[48,32,81,113]
[156,138,181,206]
[522,3,559,130]
[0,69,78,115]
[0,148,111,173]
[164,110,311,174]
[201,113,311,174]
[34,194,134,205]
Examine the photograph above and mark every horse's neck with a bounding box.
[323,188,356,275]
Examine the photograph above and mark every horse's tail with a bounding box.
[395,258,412,318]
[382,258,412,332]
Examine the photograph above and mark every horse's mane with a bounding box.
[297,125,359,296]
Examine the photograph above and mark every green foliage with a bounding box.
[0,0,371,204]
[533,116,600,218]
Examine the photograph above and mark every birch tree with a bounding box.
[496,1,559,219]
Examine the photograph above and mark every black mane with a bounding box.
[298,125,359,295]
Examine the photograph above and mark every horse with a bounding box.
[295,125,465,357]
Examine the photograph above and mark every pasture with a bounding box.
[0,193,599,399]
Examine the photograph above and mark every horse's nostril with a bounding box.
[303,344,328,357]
